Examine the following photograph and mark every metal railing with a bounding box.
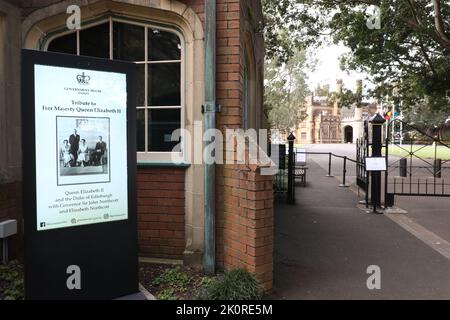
[384,119,450,207]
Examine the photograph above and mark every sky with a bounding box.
[307,43,373,94]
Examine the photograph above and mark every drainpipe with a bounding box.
[203,0,217,274]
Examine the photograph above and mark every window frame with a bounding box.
[43,16,186,163]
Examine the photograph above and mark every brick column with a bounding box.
[217,159,274,292]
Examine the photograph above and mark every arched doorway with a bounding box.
[344,126,353,143]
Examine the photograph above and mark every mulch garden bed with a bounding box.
[0,260,220,300]
[139,262,218,300]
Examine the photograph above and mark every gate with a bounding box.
[356,121,370,204]
[273,143,288,194]
[273,133,296,204]
[274,118,450,209]
[384,119,450,207]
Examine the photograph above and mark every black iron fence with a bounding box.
[384,119,450,207]
[273,144,288,194]
[356,137,369,193]
[273,140,364,204]
[272,118,450,211]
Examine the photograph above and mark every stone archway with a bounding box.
[344,126,353,143]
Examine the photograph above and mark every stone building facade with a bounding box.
[0,0,274,291]
[295,80,378,144]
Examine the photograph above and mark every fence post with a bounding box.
[384,137,389,207]
[326,152,333,177]
[399,158,407,177]
[287,133,296,204]
[370,114,386,213]
[339,156,349,187]
[434,159,442,178]
[365,123,370,208]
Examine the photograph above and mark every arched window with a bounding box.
[46,18,184,160]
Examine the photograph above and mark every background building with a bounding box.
[295,80,378,144]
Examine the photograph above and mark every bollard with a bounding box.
[326,152,334,177]
[287,133,296,204]
[339,156,349,187]
[399,158,407,177]
[370,114,385,213]
[434,159,442,178]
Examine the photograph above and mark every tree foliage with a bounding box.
[329,88,360,109]
[265,49,312,134]
[262,0,450,123]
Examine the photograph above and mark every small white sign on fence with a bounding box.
[296,149,307,164]
[365,157,386,171]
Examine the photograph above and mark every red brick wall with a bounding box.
[215,0,273,292]
[0,182,23,260]
[217,0,241,131]
[137,167,185,259]
[182,0,205,24]
[216,162,274,292]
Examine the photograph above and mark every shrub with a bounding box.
[198,269,263,300]
[0,260,24,300]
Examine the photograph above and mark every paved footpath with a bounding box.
[272,159,450,299]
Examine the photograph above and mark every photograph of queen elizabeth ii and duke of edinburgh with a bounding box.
[57,116,110,180]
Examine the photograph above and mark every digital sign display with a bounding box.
[22,50,138,299]
[34,65,128,231]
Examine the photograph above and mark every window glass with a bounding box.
[148,63,181,106]
[136,109,146,152]
[48,32,77,54]
[113,22,145,61]
[79,23,110,58]
[148,108,181,151]
[148,29,181,61]
[136,64,145,106]
[46,20,184,156]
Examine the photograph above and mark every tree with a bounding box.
[265,49,312,134]
[329,88,362,109]
[262,0,450,123]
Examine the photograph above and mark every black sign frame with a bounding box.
[22,49,138,300]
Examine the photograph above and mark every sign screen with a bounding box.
[34,65,128,231]
[23,50,138,299]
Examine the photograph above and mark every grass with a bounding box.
[141,265,265,300]
[197,269,263,300]
[383,144,450,160]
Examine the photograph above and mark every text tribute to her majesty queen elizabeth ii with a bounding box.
[34,65,128,231]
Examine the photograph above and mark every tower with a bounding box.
[333,79,343,116]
